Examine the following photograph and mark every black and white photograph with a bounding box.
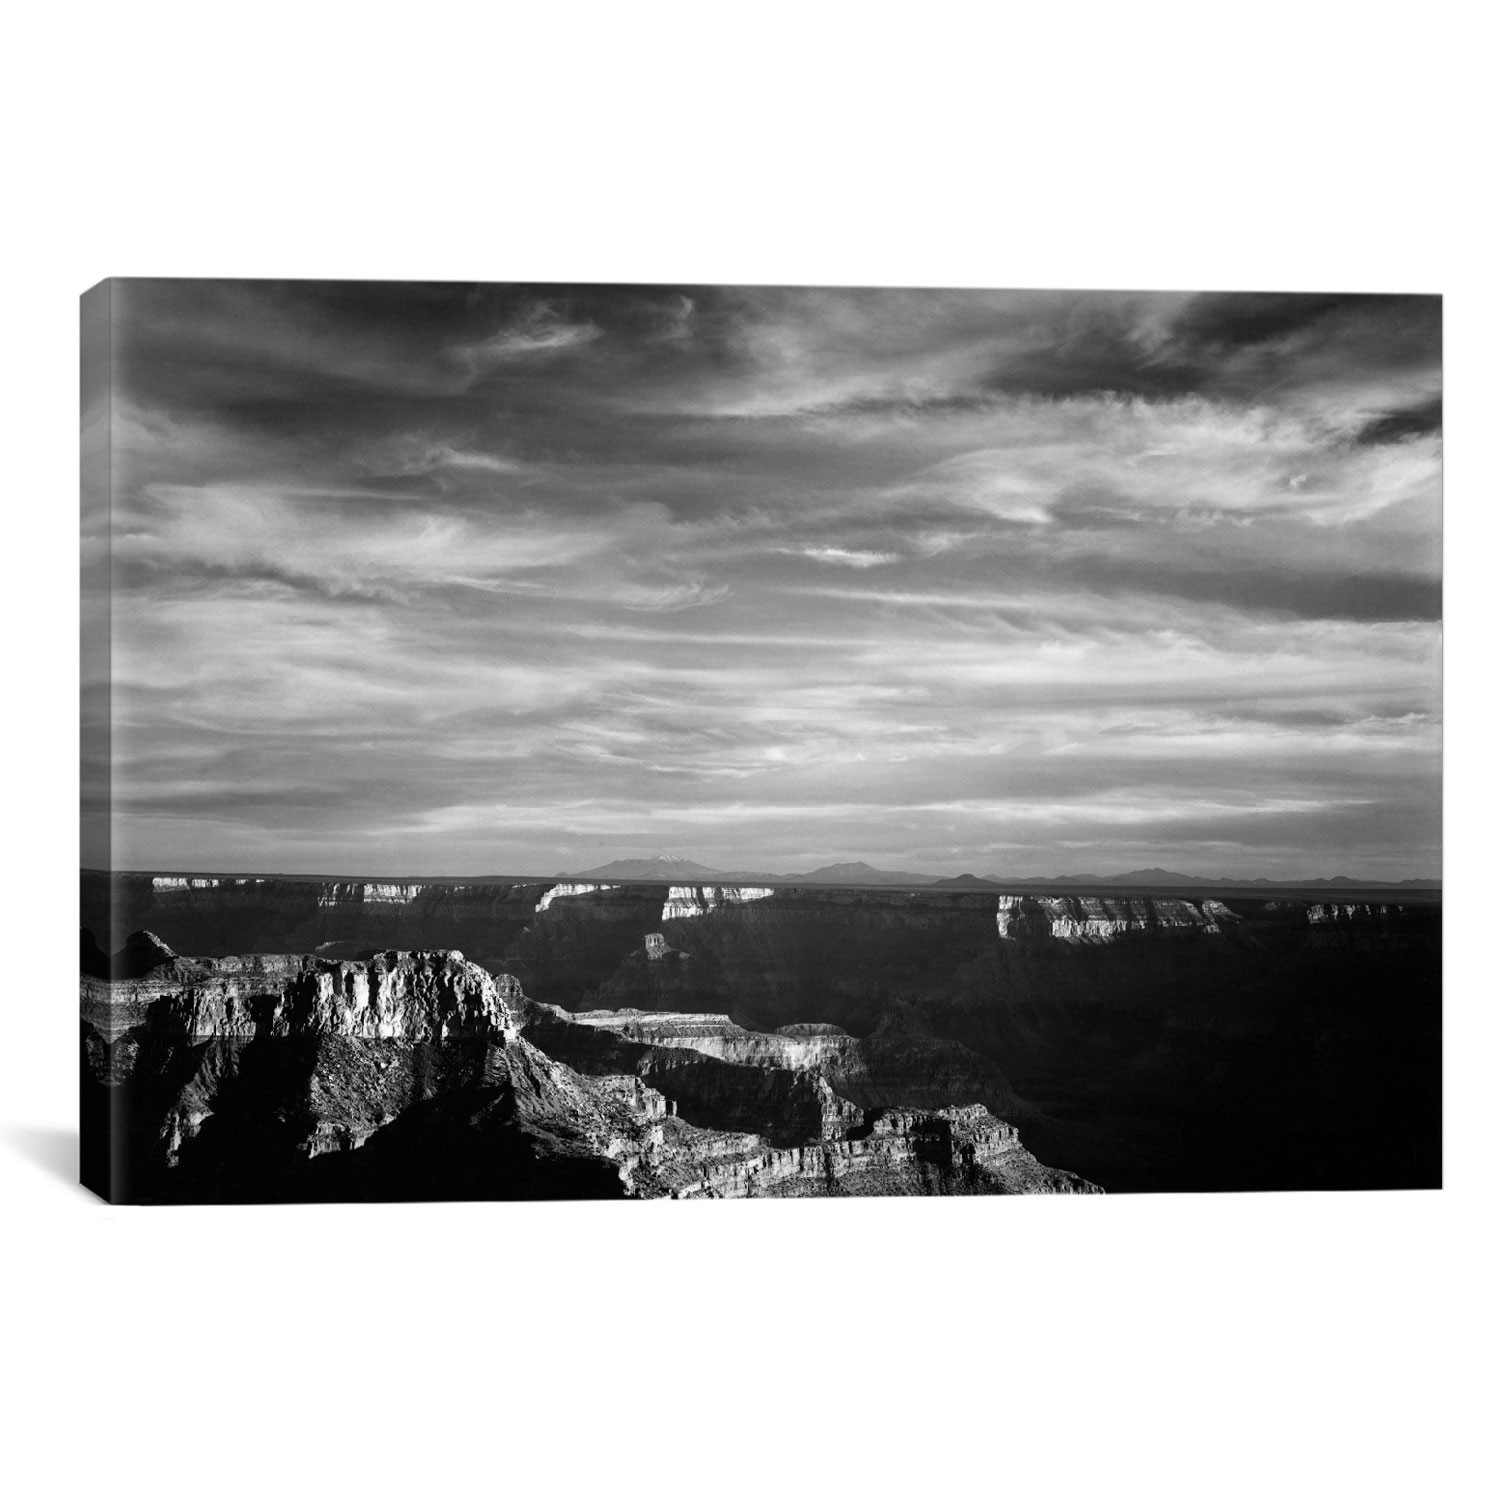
[81,281,1442,1203]
[5,7,1492,1497]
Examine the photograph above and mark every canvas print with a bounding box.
[80,281,1441,1202]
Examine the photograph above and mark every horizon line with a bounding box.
[84,862,1443,888]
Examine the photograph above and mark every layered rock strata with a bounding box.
[536,882,618,913]
[996,894,1237,942]
[82,948,521,1044]
[535,1006,1031,1123]
[661,885,776,921]
[1308,902,1396,924]
[658,1105,1100,1199]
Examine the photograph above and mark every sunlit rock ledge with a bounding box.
[152,876,267,891]
[1308,902,1396,923]
[536,882,619,913]
[82,948,521,1043]
[661,885,776,921]
[996,894,1240,942]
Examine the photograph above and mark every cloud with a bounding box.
[449,302,603,373]
[378,435,527,475]
[116,482,616,595]
[1355,396,1444,445]
[614,578,731,612]
[793,547,901,568]
[653,294,696,342]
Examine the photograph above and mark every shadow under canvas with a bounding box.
[3,1125,83,1191]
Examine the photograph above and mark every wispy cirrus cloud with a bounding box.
[791,546,901,568]
[448,301,603,375]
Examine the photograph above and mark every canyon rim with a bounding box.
[80,281,1442,1202]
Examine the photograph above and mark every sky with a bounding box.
[83,282,1442,879]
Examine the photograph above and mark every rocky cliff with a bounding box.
[533,1005,1031,1123]
[660,885,776,921]
[535,882,619,913]
[647,1104,1098,1199]
[82,948,521,1043]
[996,894,1237,941]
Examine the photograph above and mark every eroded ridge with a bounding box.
[315,882,426,907]
[995,894,1237,942]
[536,882,619,913]
[79,936,1096,1202]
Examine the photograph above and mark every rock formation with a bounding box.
[83,949,521,1044]
[658,1105,1100,1199]
[995,894,1237,941]
[531,1005,1031,1123]
[80,938,1095,1202]
[1308,902,1395,923]
[660,885,776,921]
[536,882,619,913]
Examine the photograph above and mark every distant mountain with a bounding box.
[566,855,935,885]
[1009,868,1441,889]
[571,855,723,881]
[566,854,1439,890]
[1009,868,1196,886]
[793,861,935,886]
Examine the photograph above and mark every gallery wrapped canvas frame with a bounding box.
[80,280,1441,1204]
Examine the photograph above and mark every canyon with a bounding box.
[80,938,1093,1201]
[80,873,1441,1200]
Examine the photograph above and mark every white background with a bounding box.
[2,4,1494,1495]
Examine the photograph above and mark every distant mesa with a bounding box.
[794,861,934,886]
[570,855,936,886]
[1030,868,1440,890]
[931,873,1002,889]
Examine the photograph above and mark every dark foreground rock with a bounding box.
[80,942,1096,1203]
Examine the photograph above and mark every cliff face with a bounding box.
[996,894,1237,941]
[84,873,553,971]
[81,939,1094,1202]
[538,1006,1031,1123]
[82,949,521,1043]
[660,885,776,921]
[648,1104,1098,1199]
[535,882,618,912]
